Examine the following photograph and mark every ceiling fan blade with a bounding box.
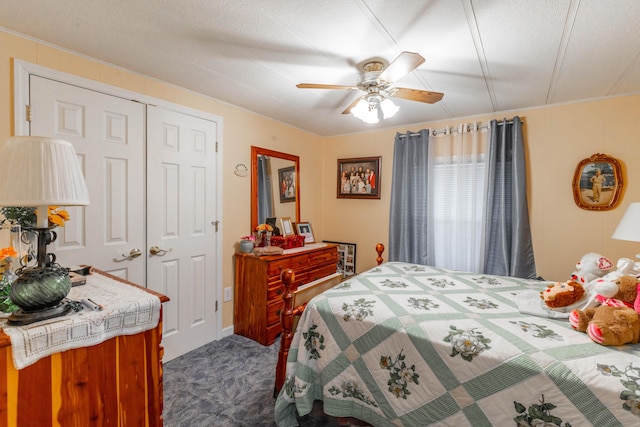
[342,97,364,115]
[378,51,425,83]
[388,87,444,104]
[296,83,358,90]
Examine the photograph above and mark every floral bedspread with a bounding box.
[274,262,640,427]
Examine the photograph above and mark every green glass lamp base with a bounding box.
[8,300,73,326]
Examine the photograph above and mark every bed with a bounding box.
[274,245,640,426]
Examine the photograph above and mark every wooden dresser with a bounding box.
[234,243,340,345]
[0,270,169,427]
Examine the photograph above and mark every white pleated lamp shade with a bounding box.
[612,202,640,242]
[0,136,89,227]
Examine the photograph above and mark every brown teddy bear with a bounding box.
[540,280,585,308]
[569,275,640,346]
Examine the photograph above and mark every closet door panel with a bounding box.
[30,75,145,284]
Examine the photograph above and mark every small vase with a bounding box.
[240,240,254,254]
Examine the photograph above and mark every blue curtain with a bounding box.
[257,155,273,224]
[388,129,434,265]
[388,118,537,279]
[483,117,537,278]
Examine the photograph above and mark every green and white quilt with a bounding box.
[274,262,640,427]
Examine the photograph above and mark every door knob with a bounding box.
[115,248,142,262]
[149,245,172,255]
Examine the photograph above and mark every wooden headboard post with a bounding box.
[274,268,305,396]
[376,243,385,265]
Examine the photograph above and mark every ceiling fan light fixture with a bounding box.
[380,98,399,119]
[351,98,379,124]
[350,96,398,124]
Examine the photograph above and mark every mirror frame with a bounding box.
[251,146,300,230]
[572,153,623,211]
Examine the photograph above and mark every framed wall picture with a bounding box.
[280,217,294,237]
[572,153,623,211]
[323,240,356,277]
[278,166,296,203]
[295,222,315,243]
[337,156,381,199]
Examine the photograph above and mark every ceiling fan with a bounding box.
[296,51,444,123]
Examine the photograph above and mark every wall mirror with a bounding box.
[572,153,623,211]
[251,146,300,231]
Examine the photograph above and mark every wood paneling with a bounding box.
[0,271,168,427]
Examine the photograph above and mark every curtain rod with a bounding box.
[398,118,522,138]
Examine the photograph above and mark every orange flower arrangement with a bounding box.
[0,246,17,274]
[255,223,273,232]
[47,206,70,227]
[0,206,70,228]
[0,246,17,259]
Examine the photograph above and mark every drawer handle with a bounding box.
[276,288,283,295]
[276,309,282,316]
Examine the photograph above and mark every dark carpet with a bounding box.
[162,334,343,427]
[163,334,279,426]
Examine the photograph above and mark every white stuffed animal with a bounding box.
[580,277,620,310]
[587,257,640,288]
[570,253,613,286]
[612,258,640,278]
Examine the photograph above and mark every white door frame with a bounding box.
[12,59,225,340]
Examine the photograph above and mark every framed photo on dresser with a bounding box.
[295,222,315,243]
[280,217,294,237]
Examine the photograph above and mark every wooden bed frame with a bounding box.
[275,243,386,395]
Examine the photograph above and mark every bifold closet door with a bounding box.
[146,105,218,361]
[29,75,146,284]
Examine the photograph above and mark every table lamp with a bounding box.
[0,136,89,325]
[611,202,640,258]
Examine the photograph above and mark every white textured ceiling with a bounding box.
[1,0,639,136]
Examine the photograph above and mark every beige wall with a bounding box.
[0,30,323,330]
[321,95,640,281]
[3,29,640,331]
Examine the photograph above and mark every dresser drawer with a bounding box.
[267,258,291,277]
[267,273,308,301]
[289,254,309,270]
[268,248,335,278]
[267,282,285,301]
[306,264,339,283]
[308,249,338,267]
[266,300,284,325]
[266,322,282,345]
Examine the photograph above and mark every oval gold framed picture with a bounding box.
[572,153,623,211]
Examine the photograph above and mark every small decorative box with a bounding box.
[270,235,305,249]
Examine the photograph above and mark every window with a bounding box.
[432,156,487,272]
